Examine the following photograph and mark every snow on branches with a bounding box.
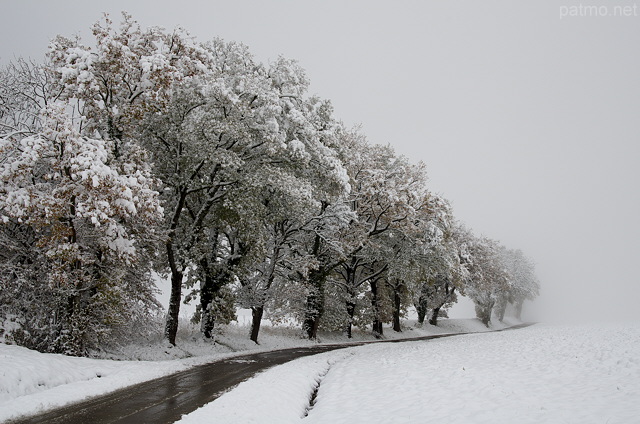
[0,102,163,355]
[1,104,162,263]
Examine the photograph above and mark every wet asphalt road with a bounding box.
[9,323,534,424]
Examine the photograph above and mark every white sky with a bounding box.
[2,0,639,321]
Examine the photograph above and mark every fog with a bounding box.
[2,0,639,322]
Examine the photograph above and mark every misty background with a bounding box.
[2,0,638,322]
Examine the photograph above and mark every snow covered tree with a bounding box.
[330,133,432,337]
[460,232,510,327]
[47,13,214,148]
[500,248,539,320]
[138,38,350,343]
[296,200,354,340]
[233,60,350,343]
[46,13,223,346]
[0,104,163,355]
[413,213,469,327]
[220,107,350,340]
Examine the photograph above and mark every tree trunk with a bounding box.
[303,269,325,340]
[475,300,494,327]
[345,297,356,338]
[199,272,216,338]
[494,294,508,322]
[514,298,524,320]
[392,289,401,332]
[164,268,183,346]
[415,284,429,325]
[250,305,264,344]
[372,320,383,337]
[164,191,188,346]
[199,263,230,339]
[428,285,454,326]
[303,289,321,340]
[429,305,442,326]
[341,260,358,338]
[496,302,507,322]
[199,236,247,338]
[370,280,383,338]
[303,228,329,340]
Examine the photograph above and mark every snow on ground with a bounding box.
[177,349,358,424]
[0,343,215,423]
[177,322,640,424]
[0,316,504,422]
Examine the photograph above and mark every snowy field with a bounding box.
[178,322,640,424]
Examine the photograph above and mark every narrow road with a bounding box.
[9,323,534,424]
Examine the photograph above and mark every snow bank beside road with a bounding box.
[0,344,216,422]
[178,322,640,424]
[177,349,356,424]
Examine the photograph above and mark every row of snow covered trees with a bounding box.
[0,14,539,355]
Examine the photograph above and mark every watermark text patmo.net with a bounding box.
[560,4,638,19]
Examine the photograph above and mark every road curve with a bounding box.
[9,323,535,424]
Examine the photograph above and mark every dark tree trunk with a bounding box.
[370,280,383,338]
[199,271,216,339]
[200,263,234,339]
[428,284,454,326]
[392,289,402,332]
[303,228,328,340]
[393,285,402,333]
[416,284,429,325]
[340,259,358,339]
[303,269,325,340]
[429,305,442,326]
[199,237,247,338]
[372,320,383,337]
[250,306,264,344]
[164,190,188,346]
[475,300,494,327]
[164,267,183,346]
[345,296,356,338]
[303,291,321,340]
[416,305,427,325]
[199,230,220,339]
